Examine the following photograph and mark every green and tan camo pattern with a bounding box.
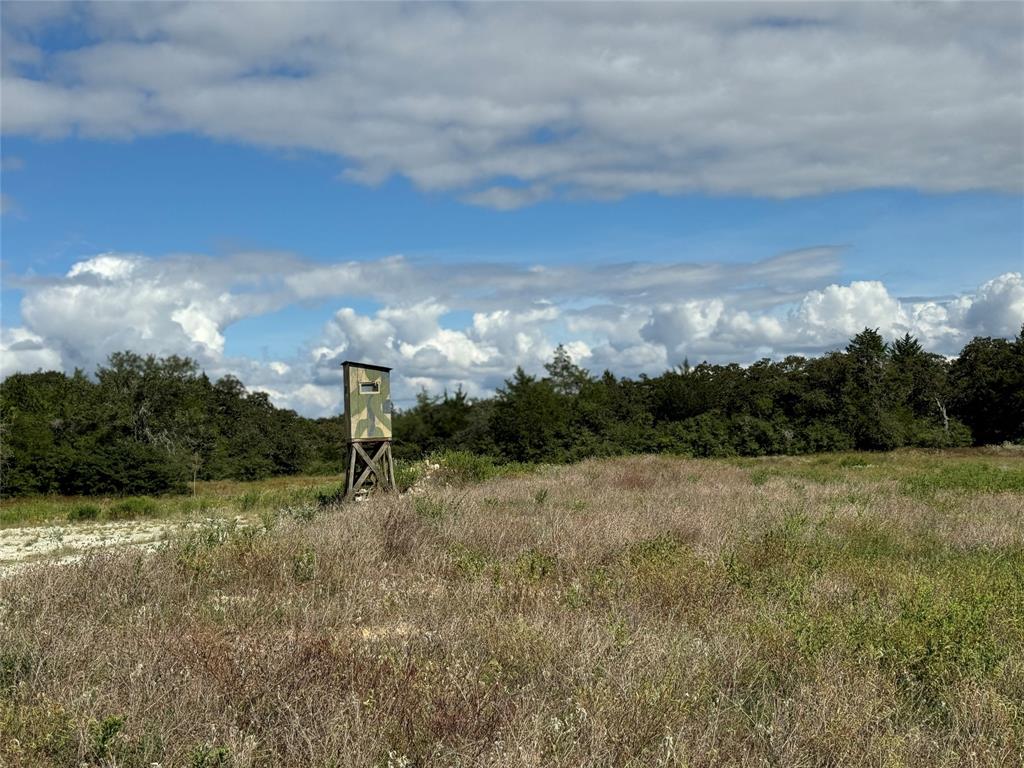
[344,365,392,440]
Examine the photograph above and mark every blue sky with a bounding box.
[2,2,1022,414]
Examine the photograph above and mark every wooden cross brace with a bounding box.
[345,440,396,500]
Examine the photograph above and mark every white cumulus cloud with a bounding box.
[3,247,1021,416]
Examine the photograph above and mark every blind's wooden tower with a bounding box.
[342,361,396,500]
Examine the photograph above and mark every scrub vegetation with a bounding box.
[2,449,1021,767]
[3,328,1023,499]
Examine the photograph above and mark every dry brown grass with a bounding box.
[2,451,1022,767]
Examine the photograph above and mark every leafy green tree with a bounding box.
[950,328,1024,444]
[490,368,570,462]
[393,387,476,459]
[842,328,903,449]
[568,371,652,458]
[888,333,968,446]
[544,344,593,396]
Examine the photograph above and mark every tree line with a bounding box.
[2,329,1022,497]
[1,352,342,497]
[395,328,1024,463]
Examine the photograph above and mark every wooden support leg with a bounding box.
[344,443,358,501]
[385,443,396,491]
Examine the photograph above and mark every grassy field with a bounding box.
[0,474,349,528]
[1,449,1022,766]
[0,451,534,529]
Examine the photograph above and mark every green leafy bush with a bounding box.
[105,497,159,520]
[67,503,101,521]
[89,715,125,761]
[314,484,345,508]
[394,460,424,492]
[430,449,534,485]
[238,489,264,512]
[190,744,232,768]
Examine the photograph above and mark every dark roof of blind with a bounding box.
[341,361,392,373]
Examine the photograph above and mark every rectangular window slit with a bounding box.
[359,381,380,394]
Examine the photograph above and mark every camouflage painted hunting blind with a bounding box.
[342,361,393,441]
[342,361,396,499]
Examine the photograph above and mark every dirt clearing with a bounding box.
[1,519,205,574]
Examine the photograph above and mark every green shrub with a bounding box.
[314,484,345,508]
[191,744,232,768]
[238,489,263,512]
[447,543,496,580]
[89,715,125,761]
[105,497,160,520]
[514,548,557,582]
[429,450,534,485]
[67,503,101,521]
[394,460,424,492]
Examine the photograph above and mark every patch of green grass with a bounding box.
[182,496,216,515]
[0,699,80,765]
[0,702,176,767]
[718,507,1023,714]
[628,534,691,568]
[832,515,904,560]
[0,474,345,528]
[837,455,873,469]
[0,649,33,690]
[414,496,446,521]
[89,714,125,762]
[903,461,1024,496]
[0,499,66,527]
[790,557,1017,711]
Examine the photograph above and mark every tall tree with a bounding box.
[843,328,902,449]
[950,329,1024,444]
[544,344,593,396]
[490,368,570,462]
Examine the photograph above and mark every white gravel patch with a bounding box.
[0,519,180,575]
